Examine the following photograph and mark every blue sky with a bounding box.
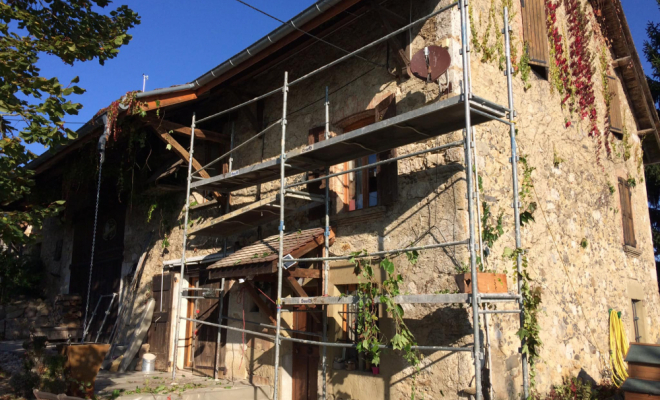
[21,0,317,155]
[17,0,660,156]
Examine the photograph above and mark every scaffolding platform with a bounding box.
[189,193,321,237]
[280,293,520,305]
[190,94,507,192]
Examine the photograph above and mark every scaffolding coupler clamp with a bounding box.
[278,222,285,232]
[324,227,331,237]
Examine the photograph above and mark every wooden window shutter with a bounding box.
[307,126,327,221]
[521,0,549,67]
[608,76,623,133]
[374,94,398,206]
[618,178,637,247]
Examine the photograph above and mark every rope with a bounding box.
[82,153,104,341]
[256,286,276,304]
[609,310,629,387]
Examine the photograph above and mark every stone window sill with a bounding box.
[623,245,642,258]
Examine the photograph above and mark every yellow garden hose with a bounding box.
[609,309,629,387]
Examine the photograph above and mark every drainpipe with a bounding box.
[98,113,109,164]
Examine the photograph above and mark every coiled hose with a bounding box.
[609,309,629,387]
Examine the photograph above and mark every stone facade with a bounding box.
[35,0,660,399]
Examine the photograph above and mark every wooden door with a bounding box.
[184,276,198,368]
[292,290,319,400]
[148,273,173,371]
[193,272,229,377]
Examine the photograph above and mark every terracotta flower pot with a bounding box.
[454,272,507,294]
[64,343,110,397]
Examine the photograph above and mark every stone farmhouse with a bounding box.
[24,0,660,398]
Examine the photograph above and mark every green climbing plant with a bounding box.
[503,247,542,390]
[350,250,422,399]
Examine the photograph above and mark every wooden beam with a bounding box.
[286,268,321,279]
[612,56,632,69]
[148,126,222,200]
[637,128,656,136]
[147,118,228,144]
[284,277,321,323]
[243,282,278,326]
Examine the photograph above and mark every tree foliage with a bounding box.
[0,1,139,252]
[645,0,660,260]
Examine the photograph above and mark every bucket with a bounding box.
[141,353,156,373]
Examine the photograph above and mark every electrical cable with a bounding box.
[234,0,385,69]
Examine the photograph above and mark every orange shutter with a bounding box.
[521,0,549,67]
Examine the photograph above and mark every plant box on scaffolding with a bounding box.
[454,273,507,294]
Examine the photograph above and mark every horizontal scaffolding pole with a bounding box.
[220,314,322,337]
[196,1,459,124]
[285,140,464,189]
[194,119,282,176]
[288,239,469,262]
[470,107,512,126]
[180,316,472,352]
[182,295,222,299]
[479,309,521,314]
[280,292,521,306]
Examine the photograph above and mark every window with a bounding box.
[306,94,398,220]
[632,300,642,342]
[336,284,376,372]
[608,76,623,133]
[521,0,549,68]
[618,178,636,247]
[341,117,380,212]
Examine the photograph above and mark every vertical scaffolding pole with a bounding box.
[171,113,197,380]
[215,120,234,380]
[321,86,330,400]
[459,0,482,398]
[214,277,226,379]
[272,72,289,400]
[503,7,529,398]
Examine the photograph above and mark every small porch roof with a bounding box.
[206,227,335,279]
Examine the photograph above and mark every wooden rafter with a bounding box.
[243,282,277,326]
[284,276,321,323]
[147,118,228,144]
[148,125,222,200]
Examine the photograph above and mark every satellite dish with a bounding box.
[410,45,451,82]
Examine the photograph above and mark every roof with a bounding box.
[591,0,660,163]
[30,0,660,172]
[209,227,327,270]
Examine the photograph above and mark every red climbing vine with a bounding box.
[95,90,145,141]
[545,0,573,114]
[563,0,610,159]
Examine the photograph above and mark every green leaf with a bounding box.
[381,259,394,275]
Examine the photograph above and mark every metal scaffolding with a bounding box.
[170,2,528,399]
